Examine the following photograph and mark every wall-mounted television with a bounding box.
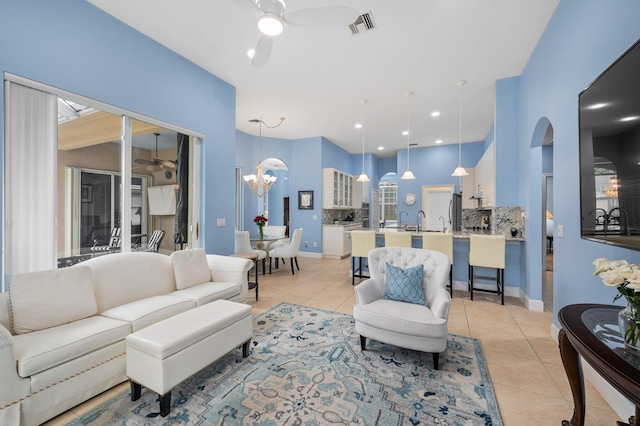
[580,38,640,250]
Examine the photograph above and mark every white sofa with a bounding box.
[0,249,253,426]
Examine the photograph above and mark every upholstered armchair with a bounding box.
[353,247,451,369]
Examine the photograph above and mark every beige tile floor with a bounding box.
[46,256,621,425]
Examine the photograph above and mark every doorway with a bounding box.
[541,125,554,313]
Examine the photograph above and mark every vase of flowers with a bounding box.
[254,215,268,240]
[593,258,640,350]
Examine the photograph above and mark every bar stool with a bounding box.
[422,233,454,296]
[384,232,412,248]
[468,234,506,304]
[350,230,376,286]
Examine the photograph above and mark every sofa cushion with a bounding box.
[170,281,241,306]
[171,249,212,289]
[100,295,195,332]
[10,266,97,335]
[83,252,176,313]
[13,315,130,377]
[382,263,427,306]
[353,299,447,338]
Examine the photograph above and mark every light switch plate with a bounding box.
[557,224,563,238]
[217,218,225,227]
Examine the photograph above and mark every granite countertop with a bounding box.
[358,228,525,242]
[323,222,364,227]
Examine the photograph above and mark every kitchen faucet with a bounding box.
[416,210,425,232]
[438,216,446,232]
[399,211,408,228]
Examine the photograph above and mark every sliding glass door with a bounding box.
[3,74,202,289]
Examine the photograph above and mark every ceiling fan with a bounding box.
[134,133,176,173]
[233,0,360,67]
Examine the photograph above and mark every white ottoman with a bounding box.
[126,299,252,416]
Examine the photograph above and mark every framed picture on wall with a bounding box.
[81,184,93,203]
[298,190,313,210]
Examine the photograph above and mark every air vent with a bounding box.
[349,12,376,35]
[409,143,418,147]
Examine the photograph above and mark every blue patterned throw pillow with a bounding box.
[382,262,427,306]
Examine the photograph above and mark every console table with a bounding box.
[558,304,640,425]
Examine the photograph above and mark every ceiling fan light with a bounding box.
[258,14,284,36]
[451,165,469,177]
[401,169,416,180]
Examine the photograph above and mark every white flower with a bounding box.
[599,269,625,287]
[627,271,640,292]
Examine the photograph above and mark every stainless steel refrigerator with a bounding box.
[449,193,462,231]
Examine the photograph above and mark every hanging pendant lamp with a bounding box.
[356,100,370,182]
[401,90,416,180]
[451,80,469,177]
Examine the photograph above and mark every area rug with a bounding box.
[68,302,502,425]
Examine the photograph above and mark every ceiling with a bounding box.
[87,0,559,158]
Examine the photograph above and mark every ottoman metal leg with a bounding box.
[242,338,251,358]
[159,391,171,417]
[130,381,141,401]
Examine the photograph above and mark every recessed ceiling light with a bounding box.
[355,123,362,129]
[435,139,442,144]
[402,131,409,136]
[247,49,255,58]
[588,102,608,109]
[621,116,640,122]
[431,111,440,117]
[378,146,384,150]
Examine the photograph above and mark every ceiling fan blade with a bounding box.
[231,0,261,13]
[284,6,360,27]
[252,36,273,68]
[155,158,177,169]
[134,158,154,166]
[146,165,161,172]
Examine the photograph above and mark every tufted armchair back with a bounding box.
[367,247,450,316]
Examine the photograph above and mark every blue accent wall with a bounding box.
[519,0,640,323]
[0,0,237,255]
[495,77,521,206]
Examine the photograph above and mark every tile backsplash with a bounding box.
[462,206,524,238]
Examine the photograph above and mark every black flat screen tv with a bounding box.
[579,38,640,250]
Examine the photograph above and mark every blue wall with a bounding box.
[519,0,640,323]
[0,0,238,255]
[495,77,521,206]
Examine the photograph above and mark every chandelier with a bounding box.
[243,117,285,197]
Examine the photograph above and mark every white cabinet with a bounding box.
[475,142,495,208]
[352,179,362,209]
[322,223,362,259]
[322,168,356,209]
[460,167,476,209]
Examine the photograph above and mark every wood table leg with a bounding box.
[559,328,585,426]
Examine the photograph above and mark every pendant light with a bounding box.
[356,100,370,182]
[451,80,469,177]
[401,90,416,180]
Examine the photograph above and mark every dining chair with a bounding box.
[235,230,267,275]
[269,228,303,275]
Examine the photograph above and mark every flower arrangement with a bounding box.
[593,258,640,348]
[254,215,268,239]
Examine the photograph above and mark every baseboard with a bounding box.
[299,251,322,259]
[550,323,634,420]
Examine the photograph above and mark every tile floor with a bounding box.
[46,256,621,425]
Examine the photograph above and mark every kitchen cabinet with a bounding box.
[322,168,356,209]
[475,142,495,208]
[352,179,362,209]
[460,167,476,209]
[322,223,362,259]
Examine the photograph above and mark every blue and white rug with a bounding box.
[69,302,502,425]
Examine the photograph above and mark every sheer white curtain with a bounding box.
[4,82,57,278]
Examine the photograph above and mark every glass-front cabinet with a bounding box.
[323,168,355,209]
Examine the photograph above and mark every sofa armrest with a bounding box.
[0,325,30,409]
[429,286,451,320]
[206,254,253,303]
[354,278,384,305]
